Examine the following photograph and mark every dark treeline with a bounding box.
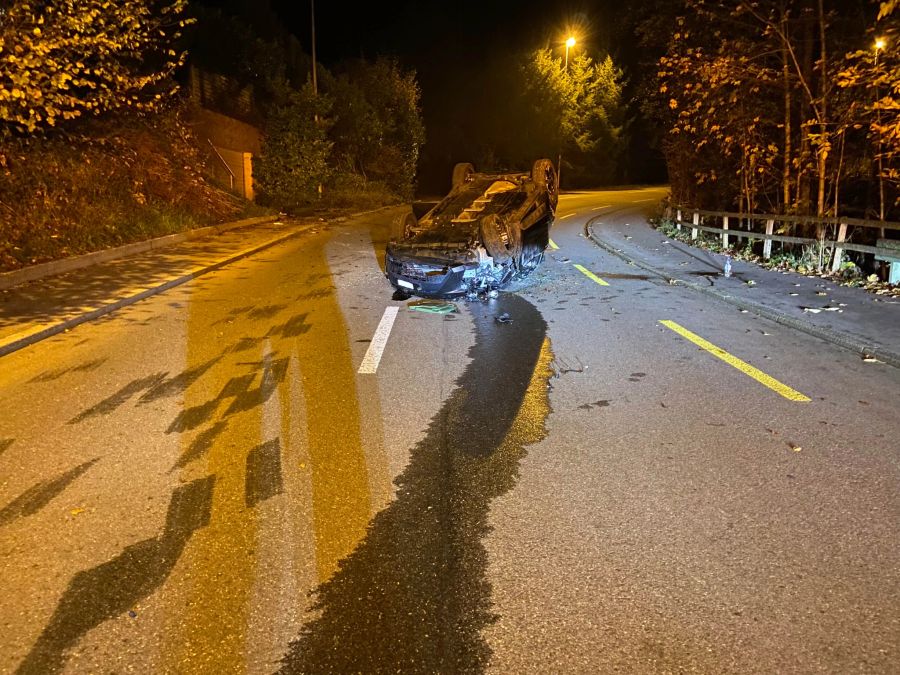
[630,0,900,222]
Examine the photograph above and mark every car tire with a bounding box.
[480,214,522,262]
[452,162,475,189]
[391,211,417,241]
[532,158,558,210]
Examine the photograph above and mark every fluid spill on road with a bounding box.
[279,294,554,674]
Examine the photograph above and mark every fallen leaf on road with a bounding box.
[862,354,880,363]
[789,443,802,452]
[70,507,85,516]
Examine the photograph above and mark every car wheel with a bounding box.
[480,214,522,262]
[391,211,417,241]
[452,162,475,189]
[532,158,558,210]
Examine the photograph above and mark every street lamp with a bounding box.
[559,36,577,190]
[565,36,576,69]
[874,37,886,222]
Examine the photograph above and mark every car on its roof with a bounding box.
[385,159,558,298]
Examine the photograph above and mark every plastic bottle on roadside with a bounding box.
[723,255,732,277]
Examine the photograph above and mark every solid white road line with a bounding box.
[358,306,400,374]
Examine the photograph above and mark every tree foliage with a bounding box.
[647,0,897,219]
[837,1,900,192]
[0,0,191,134]
[324,58,425,199]
[523,47,625,186]
[254,85,333,210]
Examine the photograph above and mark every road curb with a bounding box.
[585,218,900,370]
[0,214,280,291]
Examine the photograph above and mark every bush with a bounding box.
[253,85,333,212]
[0,106,246,270]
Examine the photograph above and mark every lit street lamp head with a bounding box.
[566,36,576,48]
[874,37,886,51]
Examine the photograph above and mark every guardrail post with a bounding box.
[831,222,848,273]
[722,215,729,249]
[692,211,699,240]
[763,218,775,259]
[676,209,682,231]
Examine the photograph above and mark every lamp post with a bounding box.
[874,37,886,222]
[558,36,576,191]
[311,0,322,198]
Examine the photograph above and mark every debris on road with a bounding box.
[495,312,513,323]
[408,299,459,315]
[550,355,585,377]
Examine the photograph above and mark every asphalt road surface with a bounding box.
[2,188,899,674]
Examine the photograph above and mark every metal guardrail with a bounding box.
[666,205,900,273]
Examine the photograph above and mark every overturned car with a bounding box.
[385,160,558,298]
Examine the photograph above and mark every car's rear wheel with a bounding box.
[452,162,475,189]
[480,214,522,262]
[532,158,558,210]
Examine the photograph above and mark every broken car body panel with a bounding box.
[385,160,558,297]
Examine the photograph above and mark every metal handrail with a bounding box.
[207,139,235,191]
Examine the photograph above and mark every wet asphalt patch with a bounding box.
[277,294,553,674]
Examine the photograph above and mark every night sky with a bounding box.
[201,0,658,189]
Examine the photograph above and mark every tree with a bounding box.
[838,1,900,211]
[254,85,333,210]
[324,58,424,199]
[0,0,191,133]
[523,47,625,185]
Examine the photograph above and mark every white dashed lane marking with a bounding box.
[358,306,400,374]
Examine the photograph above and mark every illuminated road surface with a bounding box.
[2,190,900,673]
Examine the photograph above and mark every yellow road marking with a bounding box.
[659,320,811,402]
[548,239,559,250]
[559,213,575,219]
[573,264,610,286]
